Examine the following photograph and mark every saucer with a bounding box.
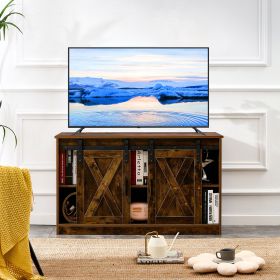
[213,257,242,264]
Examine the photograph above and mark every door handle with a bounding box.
[124,178,128,197]
[148,179,153,200]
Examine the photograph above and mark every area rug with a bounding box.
[31,237,280,280]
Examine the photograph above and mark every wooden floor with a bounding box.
[30,225,280,238]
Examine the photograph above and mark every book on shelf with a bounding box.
[72,150,77,185]
[136,150,144,185]
[202,188,219,224]
[207,189,213,224]
[59,149,77,185]
[59,150,66,184]
[131,151,136,185]
[65,150,73,184]
[202,188,208,224]
[131,150,149,186]
[143,150,148,185]
[213,193,219,224]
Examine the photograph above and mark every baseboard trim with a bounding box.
[32,189,280,197]
[30,213,280,226]
[222,214,280,226]
[223,189,280,196]
[30,213,56,225]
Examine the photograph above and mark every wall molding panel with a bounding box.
[210,86,280,92]
[16,112,69,171]
[0,88,66,95]
[15,0,65,68]
[210,112,267,170]
[15,0,270,68]
[16,111,267,171]
[210,0,270,66]
[2,86,280,95]
[30,213,56,225]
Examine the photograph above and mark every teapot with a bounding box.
[145,231,179,258]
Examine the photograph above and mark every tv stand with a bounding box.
[73,127,84,134]
[192,127,205,134]
[55,132,223,235]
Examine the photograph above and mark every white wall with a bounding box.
[0,0,280,225]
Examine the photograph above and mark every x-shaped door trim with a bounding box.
[156,158,194,216]
[84,156,122,217]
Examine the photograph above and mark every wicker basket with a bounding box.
[62,192,77,223]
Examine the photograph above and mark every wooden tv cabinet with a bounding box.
[55,132,223,235]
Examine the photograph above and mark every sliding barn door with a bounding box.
[77,150,124,224]
[155,149,199,224]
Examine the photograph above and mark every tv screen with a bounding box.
[68,47,209,128]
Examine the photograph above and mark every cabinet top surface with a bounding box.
[55,132,223,139]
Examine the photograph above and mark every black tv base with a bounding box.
[192,127,205,135]
[73,127,204,135]
[73,127,84,134]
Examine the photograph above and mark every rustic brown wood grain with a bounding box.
[56,133,222,235]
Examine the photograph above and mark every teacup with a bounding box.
[216,248,235,261]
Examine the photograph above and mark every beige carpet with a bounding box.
[31,237,280,280]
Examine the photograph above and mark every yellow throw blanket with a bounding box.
[0,166,45,280]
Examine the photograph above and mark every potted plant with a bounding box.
[0,101,17,145]
[0,0,23,39]
[0,0,23,148]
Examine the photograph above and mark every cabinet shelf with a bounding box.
[59,184,76,188]
[202,183,219,188]
[131,184,148,189]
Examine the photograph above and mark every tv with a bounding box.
[68,47,209,128]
